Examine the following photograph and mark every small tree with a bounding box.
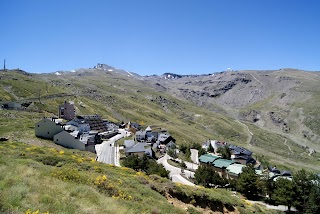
[198,147,206,156]
[190,142,201,150]
[208,142,214,153]
[180,160,187,169]
[194,165,224,187]
[146,161,169,178]
[293,169,313,212]
[185,149,191,161]
[122,155,169,178]
[217,146,231,160]
[305,178,320,214]
[273,178,296,212]
[167,148,177,158]
[122,155,142,171]
[140,154,149,171]
[179,144,188,154]
[236,164,258,199]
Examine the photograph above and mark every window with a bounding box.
[37,125,39,127]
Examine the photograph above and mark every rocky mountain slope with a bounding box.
[147,69,320,154]
[1,66,319,172]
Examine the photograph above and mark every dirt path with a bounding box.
[250,73,265,86]
[235,119,254,147]
[223,107,253,145]
[0,84,20,100]
[282,137,293,154]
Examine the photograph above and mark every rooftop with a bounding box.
[125,143,151,153]
[228,145,252,156]
[199,154,220,164]
[226,163,245,175]
[212,159,234,168]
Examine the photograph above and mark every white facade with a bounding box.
[190,149,199,164]
[53,131,86,151]
[35,118,64,140]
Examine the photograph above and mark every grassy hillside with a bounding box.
[1,69,320,173]
[0,141,277,214]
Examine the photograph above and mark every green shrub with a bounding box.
[35,155,66,166]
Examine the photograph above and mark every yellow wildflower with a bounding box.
[136,171,145,176]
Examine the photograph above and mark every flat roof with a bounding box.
[199,154,220,163]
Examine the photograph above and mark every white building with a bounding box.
[35,118,64,140]
[53,131,96,153]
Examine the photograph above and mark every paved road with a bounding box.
[95,129,128,166]
[169,156,199,171]
[246,200,296,212]
[158,154,195,186]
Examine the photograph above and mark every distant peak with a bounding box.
[161,73,183,79]
[94,63,114,71]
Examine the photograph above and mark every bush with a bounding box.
[51,166,89,184]
[122,154,169,178]
[35,155,66,166]
[194,165,225,187]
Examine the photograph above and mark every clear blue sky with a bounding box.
[1,0,320,75]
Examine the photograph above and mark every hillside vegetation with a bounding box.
[1,68,320,172]
[0,141,277,214]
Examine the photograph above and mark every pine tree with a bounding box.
[236,164,258,199]
[208,142,214,152]
[273,178,296,212]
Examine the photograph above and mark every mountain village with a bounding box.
[1,67,319,213]
[34,101,293,187]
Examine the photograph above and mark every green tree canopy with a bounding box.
[236,164,258,199]
[217,146,231,160]
[305,176,320,214]
[194,165,224,188]
[122,154,169,178]
[293,169,313,212]
[208,142,214,152]
[273,178,296,212]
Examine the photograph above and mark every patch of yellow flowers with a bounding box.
[93,175,132,200]
[135,171,146,177]
[25,209,49,214]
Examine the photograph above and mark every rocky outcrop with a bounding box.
[178,77,252,99]
[269,112,290,133]
[150,95,181,112]
[241,110,260,123]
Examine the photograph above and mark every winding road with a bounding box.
[157,154,195,186]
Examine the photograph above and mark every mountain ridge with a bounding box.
[1,65,320,172]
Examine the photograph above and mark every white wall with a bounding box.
[35,118,63,140]
[53,131,86,151]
